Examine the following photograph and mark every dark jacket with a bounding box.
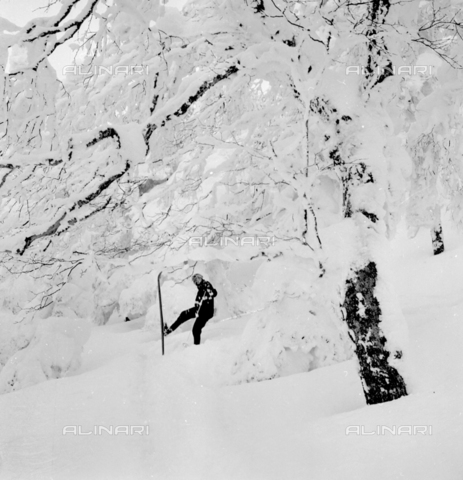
[195,280,217,318]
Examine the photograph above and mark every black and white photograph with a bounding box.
[0,0,461,478]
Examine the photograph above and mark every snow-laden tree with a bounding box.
[401,0,463,255]
[299,0,413,404]
[1,0,463,400]
[405,68,463,254]
[0,0,396,400]
[308,0,463,402]
[407,129,446,255]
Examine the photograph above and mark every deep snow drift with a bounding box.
[0,222,462,480]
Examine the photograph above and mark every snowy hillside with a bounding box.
[0,221,461,480]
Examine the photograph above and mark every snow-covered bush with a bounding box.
[204,259,264,321]
[0,274,37,314]
[0,310,35,370]
[118,270,159,321]
[231,255,353,383]
[0,316,91,394]
[50,256,149,325]
[51,281,91,319]
[231,298,353,384]
[67,256,126,324]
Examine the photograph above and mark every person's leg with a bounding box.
[169,307,197,332]
[192,314,212,345]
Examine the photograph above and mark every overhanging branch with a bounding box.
[143,64,239,153]
[18,160,130,255]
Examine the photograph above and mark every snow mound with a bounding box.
[0,316,91,394]
[230,255,353,383]
[231,298,352,383]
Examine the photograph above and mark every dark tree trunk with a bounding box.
[431,224,444,255]
[431,208,444,255]
[343,262,408,404]
[342,163,408,405]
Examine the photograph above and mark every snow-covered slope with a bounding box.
[0,223,462,479]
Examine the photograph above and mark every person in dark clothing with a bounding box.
[164,274,217,345]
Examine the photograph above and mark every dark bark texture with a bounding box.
[431,223,444,255]
[343,262,408,404]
